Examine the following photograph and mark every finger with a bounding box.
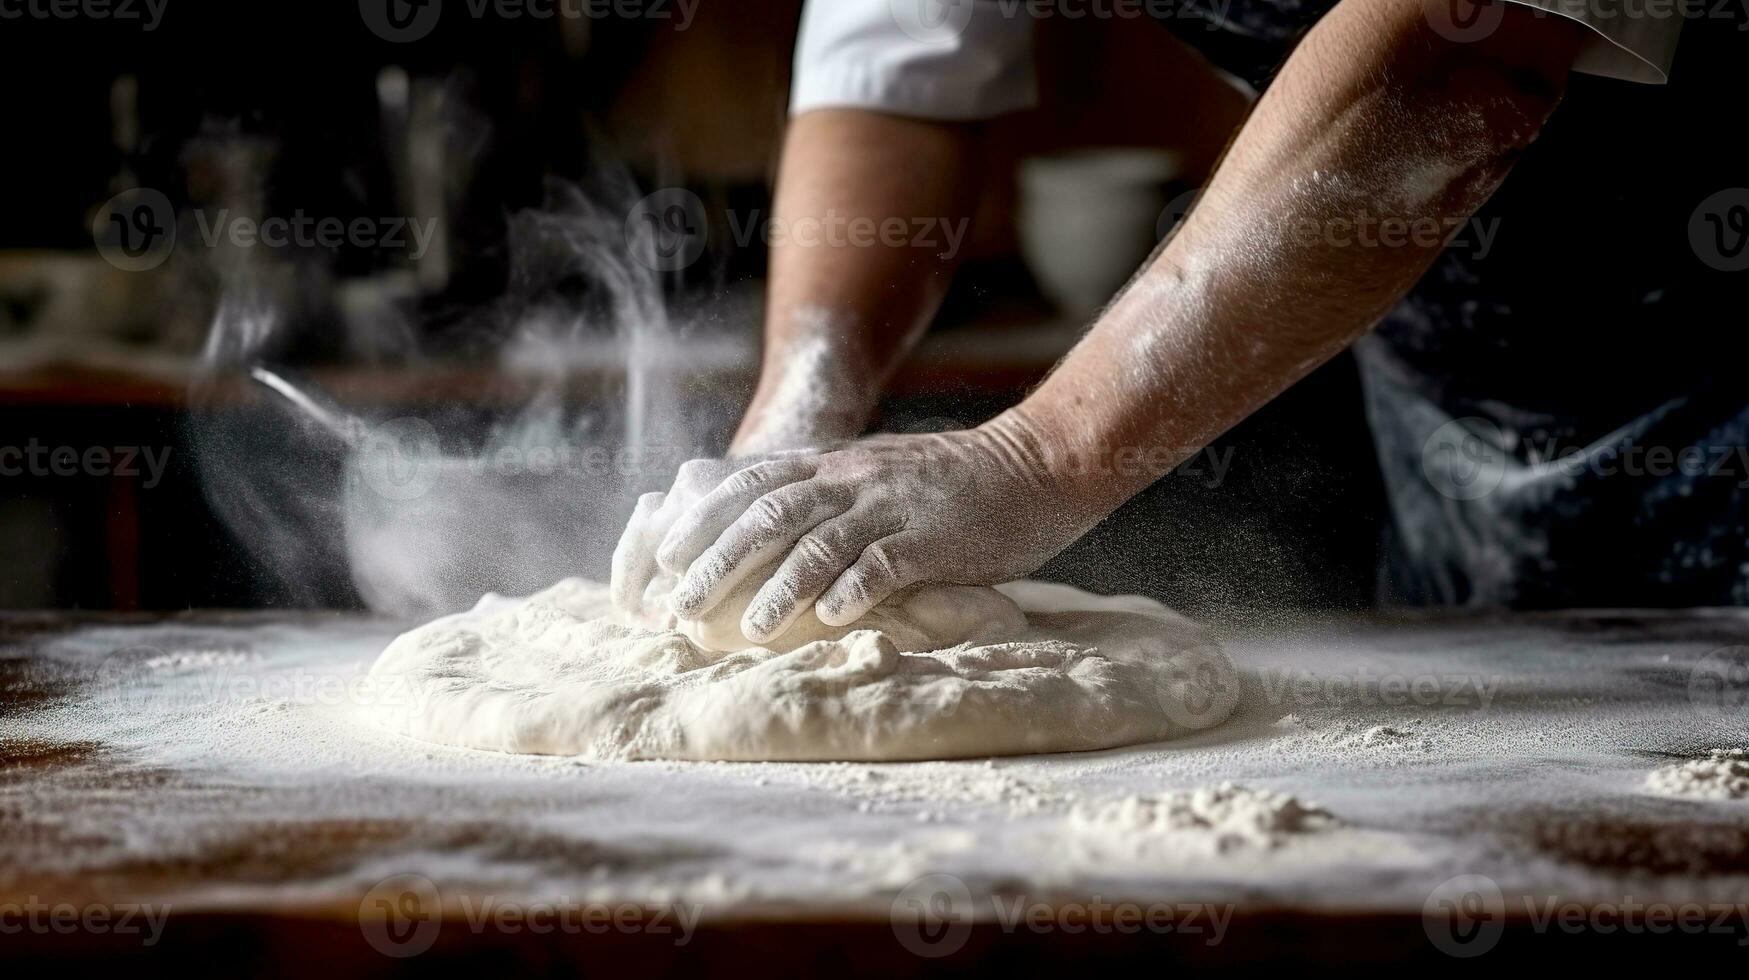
[740,512,883,644]
[671,482,849,619]
[656,458,816,574]
[816,536,923,627]
[609,491,666,612]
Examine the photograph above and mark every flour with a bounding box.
[1070,783,1340,859]
[796,760,1074,817]
[733,305,873,454]
[1646,750,1749,800]
[364,578,1238,762]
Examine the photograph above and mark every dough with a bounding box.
[633,565,1030,656]
[364,578,1239,762]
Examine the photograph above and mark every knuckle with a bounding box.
[833,571,872,604]
[793,534,840,569]
[675,459,708,484]
[722,466,768,495]
[749,492,798,530]
[861,543,903,582]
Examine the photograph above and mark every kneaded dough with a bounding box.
[365,578,1239,762]
[634,565,1031,656]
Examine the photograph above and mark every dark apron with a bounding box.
[1154,2,1749,606]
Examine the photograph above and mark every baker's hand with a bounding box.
[610,452,813,618]
[651,418,1102,644]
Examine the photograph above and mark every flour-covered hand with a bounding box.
[609,451,814,618]
[654,418,1101,644]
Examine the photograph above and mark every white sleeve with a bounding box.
[1505,0,1682,83]
[790,0,1039,120]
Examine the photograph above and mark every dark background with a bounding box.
[0,0,1385,616]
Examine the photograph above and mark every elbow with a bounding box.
[1425,2,1587,145]
[1379,3,1586,210]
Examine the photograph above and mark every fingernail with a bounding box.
[742,604,780,643]
[671,583,703,617]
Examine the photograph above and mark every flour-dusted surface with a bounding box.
[5,608,1749,920]
[363,579,1238,761]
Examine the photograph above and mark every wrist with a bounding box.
[976,407,1123,530]
[731,389,871,456]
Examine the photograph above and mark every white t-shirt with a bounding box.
[792,0,1682,120]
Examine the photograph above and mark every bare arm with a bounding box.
[1003,0,1584,514]
[730,109,981,454]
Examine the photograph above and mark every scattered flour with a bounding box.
[1646,750,1749,800]
[141,649,254,670]
[797,760,1074,817]
[1070,783,1340,859]
[1281,717,1432,754]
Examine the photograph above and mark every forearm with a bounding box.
[732,109,982,454]
[996,0,1582,515]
